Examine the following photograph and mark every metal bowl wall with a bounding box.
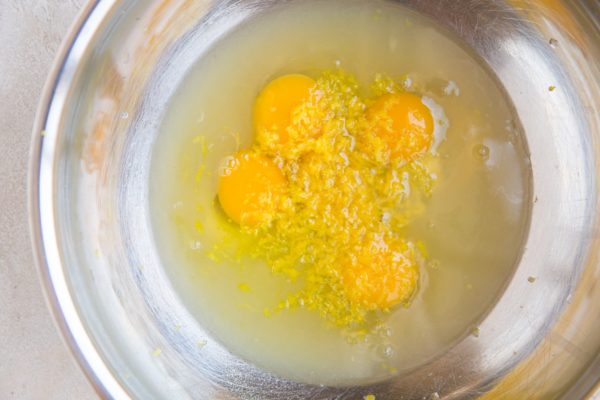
[29,1,600,399]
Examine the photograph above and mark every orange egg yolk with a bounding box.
[254,74,316,146]
[342,245,419,310]
[218,151,286,226]
[367,92,434,161]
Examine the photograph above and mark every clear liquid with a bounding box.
[150,0,531,386]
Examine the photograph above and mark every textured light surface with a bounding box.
[0,1,95,399]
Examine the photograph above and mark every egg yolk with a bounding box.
[342,244,419,310]
[210,71,438,327]
[218,151,286,226]
[367,93,434,161]
[254,74,316,147]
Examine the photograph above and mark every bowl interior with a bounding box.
[32,0,600,399]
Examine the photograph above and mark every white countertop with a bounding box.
[0,1,96,398]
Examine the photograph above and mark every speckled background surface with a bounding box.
[0,1,96,398]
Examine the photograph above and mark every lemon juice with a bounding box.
[150,0,531,385]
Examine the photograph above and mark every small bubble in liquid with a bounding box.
[430,393,441,400]
[505,118,518,134]
[549,38,559,48]
[527,276,537,283]
[377,344,395,358]
[120,111,129,119]
[471,327,480,338]
[472,144,490,161]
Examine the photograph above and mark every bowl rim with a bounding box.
[28,0,132,398]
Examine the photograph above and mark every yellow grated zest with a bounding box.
[237,283,252,292]
[231,70,436,328]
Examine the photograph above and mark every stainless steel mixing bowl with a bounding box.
[29,0,600,399]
